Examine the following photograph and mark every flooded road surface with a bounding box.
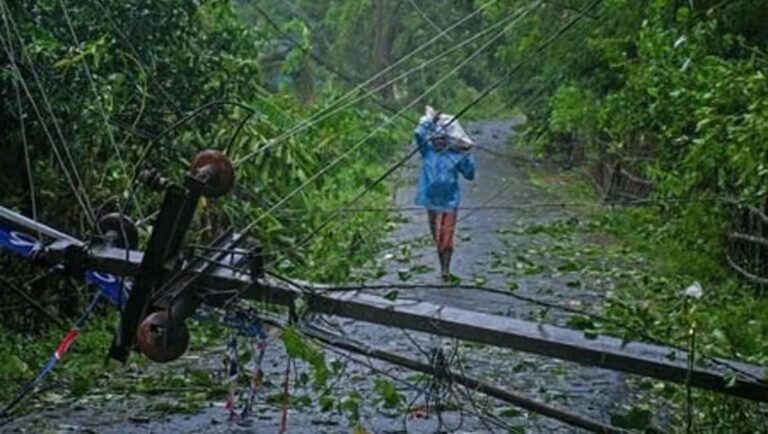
[5,119,645,433]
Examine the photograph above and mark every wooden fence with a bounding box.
[586,156,768,286]
[726,201,768,286]
[586,157,655,202]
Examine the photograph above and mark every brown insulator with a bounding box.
[190,150,235,198]
[96,213,139,250]
[135,310,190,363]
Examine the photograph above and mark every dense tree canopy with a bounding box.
[247,0,768,204]
[0,0,405,283]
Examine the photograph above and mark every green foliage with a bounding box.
[372,378,404,409]
[0,0,406,415]
[499,0,768,203]
[235,0,510,112]
[548,84,596,142]
[598,205,768,432]
[486,0,767,199]
[281,327,329,389]
[610,406,652,430]
[486,1,768,426]
[531,166,768,431]
[340,390,362,424]
[0,312,117,407]
[1,0,405,285]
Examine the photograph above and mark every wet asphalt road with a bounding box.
[330,119,632,433]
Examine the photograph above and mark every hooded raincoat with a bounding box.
[414,117,476,211]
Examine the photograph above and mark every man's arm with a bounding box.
[414,116,434,157]
[457,152,476,181]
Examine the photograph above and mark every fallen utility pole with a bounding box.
[302,324,625,433]
[235,276,767,403]
[2,204,767,403]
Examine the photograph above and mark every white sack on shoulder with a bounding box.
[425,105,475,148]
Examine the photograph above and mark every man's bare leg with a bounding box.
[442,248,453,277]
[441,212,456,278]
[428,210,437,242]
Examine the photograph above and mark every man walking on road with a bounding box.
[414,106,476,279]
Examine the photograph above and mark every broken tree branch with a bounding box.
[725,251,768,286]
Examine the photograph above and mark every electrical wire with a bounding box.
[407,0,446,37]
[90,0,185,117]
[262,0,597,274]
[13,73,39,240]
[0,1,96,226]
[260,195,747,215]
[235,2,526,166]
[234,3,534,241]
[56,0,142,222]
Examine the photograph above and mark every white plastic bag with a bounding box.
[425,105,475,149]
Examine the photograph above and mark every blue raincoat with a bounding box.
[414,118,476,211]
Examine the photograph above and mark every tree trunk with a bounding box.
[372,0,400,101]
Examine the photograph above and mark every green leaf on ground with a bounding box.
[444,274,462,285]
[610,407,652,430]
[507,279,519,291]
[410,264,433,274]
[498,406,522,417]
[397,269,412,281]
